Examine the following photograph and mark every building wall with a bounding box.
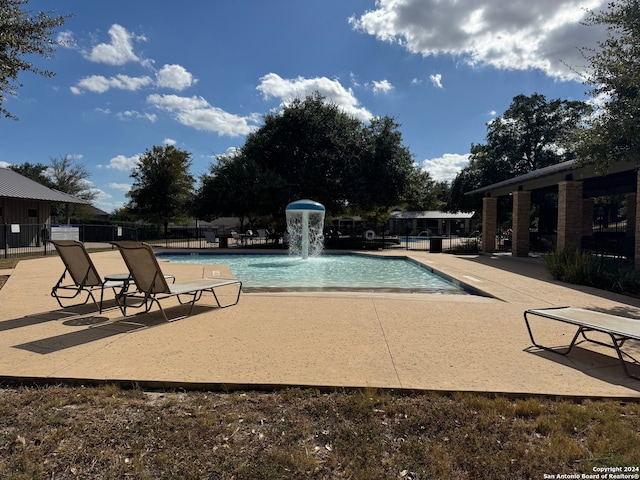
[1,197,51,247]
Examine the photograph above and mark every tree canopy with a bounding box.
[449,93,591,212]
[577,0,640,171]
[0,0,68,119]
[126,145,195,230]
[196,93,434,224]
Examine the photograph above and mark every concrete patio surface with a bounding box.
[1,247,640,398]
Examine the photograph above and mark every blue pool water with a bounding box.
[156,253,472,294]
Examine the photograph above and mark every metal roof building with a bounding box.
[0,168,88,204]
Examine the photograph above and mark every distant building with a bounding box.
[388,210,477,236]
[0,167,88,247]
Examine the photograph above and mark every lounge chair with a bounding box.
[204,231,217,246]
[112,241,242,322]
[524,306,640,380]
[50,240,128,313]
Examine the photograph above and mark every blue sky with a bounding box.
[0,0,606,213]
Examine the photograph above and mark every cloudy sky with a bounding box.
[0,0,605,213]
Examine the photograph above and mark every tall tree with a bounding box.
[48,155,97,223]
[201,93,426,223]
[48,155,96,201]
[239,93,363,215]
[449,93,590,212]
[195,152,286,230]
[350,116,419,214]
[578,0,640,172]
[0,0,68,119]
[127,145,194,234]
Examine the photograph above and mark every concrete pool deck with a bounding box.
[1,247,640,398]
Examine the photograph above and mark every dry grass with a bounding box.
[2,257,640,478]
[0,385,639,479]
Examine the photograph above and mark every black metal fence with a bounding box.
[1,221,481,259]
[0,223,225,259]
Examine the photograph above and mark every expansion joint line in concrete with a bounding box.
[372,300,402,388]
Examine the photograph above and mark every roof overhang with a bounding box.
[466,160,638,198]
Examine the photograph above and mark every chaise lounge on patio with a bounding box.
[524,306,640,380]
[50,239,128,313]
[112,241,242,322]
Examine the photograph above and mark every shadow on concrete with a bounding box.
[459,253,640,308]
[0,303,107,332]
[524,345,640,393]
[11,305,215,354]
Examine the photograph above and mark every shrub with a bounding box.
[543,248,640,294]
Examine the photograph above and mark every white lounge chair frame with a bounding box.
[112,241,242,322]
[50,240,127,313]
[524,306,640,380]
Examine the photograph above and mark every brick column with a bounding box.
[557,181,583,251]
[482,196,497,253]
[512,190,531,257]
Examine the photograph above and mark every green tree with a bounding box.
[126,145,195,234]
[239,93,363,215]
[578,0,640,172]
[449,93,590,212]
[0,0,69,119]
[196,151,287,230]
[350,116,421,215]
[199,93,426,224]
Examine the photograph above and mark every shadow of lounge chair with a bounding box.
[112,241,242,322]
[50,240,127,313]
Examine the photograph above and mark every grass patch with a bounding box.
[0,385,639,479]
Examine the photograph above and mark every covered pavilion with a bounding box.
[467,159,639,264]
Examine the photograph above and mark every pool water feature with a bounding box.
[156,253,480,294]
[285,199,326,259]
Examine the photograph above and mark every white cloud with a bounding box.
[350,0,605,81]
[0,161,10,168]
[257,73,373,122]
[116,110,157,122]
[56,31,76,49]
[109,183,132,193]
[429,74,443,88]
[104,154,141,171]
[163,138,177,146]
[85,24,144,66]
[147,94,258,137]
[371,79,394,94]
[72,74,153,94]
[156,64,197,91]
[420,153,470,182]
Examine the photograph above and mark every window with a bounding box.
[28,208,38,218]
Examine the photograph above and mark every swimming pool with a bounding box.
[156,252,477,294]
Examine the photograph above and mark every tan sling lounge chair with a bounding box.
[50,240,127,313]
[112,241,242,322]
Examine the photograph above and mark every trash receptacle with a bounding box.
[219,236,228,248]
[429,236,442,253]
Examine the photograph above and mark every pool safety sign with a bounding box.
[51,225,80,241]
